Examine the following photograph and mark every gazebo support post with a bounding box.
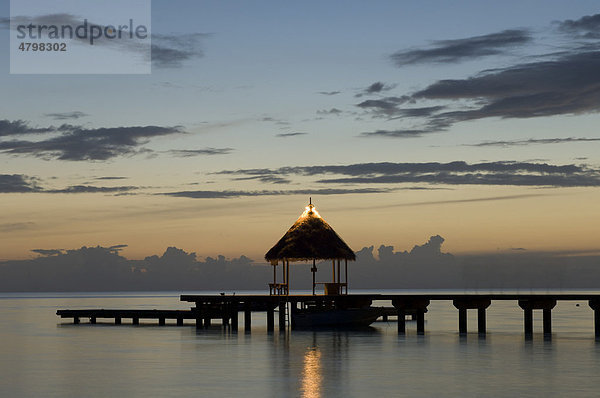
[286,260,290,295]
[345,259,348,293]
[337,260,340,284]
[311,259,316,295]
[332,260,335,282]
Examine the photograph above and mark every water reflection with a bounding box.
[300,346,322,398]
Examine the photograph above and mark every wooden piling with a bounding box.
[397,308,406,334]
[458,308,467,334]
[543,309,552,335]
[267,306,274,331]
[244,303,251,331]
[477,308,486,334]
[523,308,533,336]
[279,302,286,331]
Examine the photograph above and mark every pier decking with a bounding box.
[56,293,600,339]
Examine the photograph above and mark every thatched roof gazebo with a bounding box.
[265,199,355,295]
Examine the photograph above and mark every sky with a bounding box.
[1,0,599,262]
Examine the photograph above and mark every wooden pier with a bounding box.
[57,293,600,339]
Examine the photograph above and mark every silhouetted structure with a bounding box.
[265,199,356,295]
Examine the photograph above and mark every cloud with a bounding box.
[556,14,600,39]
[365,194,547,209]
[217,161,600,188]
[108,244,128,252]
[0,174,41,193]
[0,122,184,161]
[0,120,54,137]
[45,185,138,194]
[355,81,397,97]
[161,187,393,199]
[317,91,341,96]
[355,96,414,117]
[168,148,233,157]
[0,222,35,232]
[276,132,307,138]
[468,137,600,147]
[231,175,292,184]
[44,111,88,120]
[360,129,430,138]
[94,176,128,180]
[391,29,531,66]
[316,108,343,115]
[31,249,64,256]
[152,33,209,68]
[414,50,600,120]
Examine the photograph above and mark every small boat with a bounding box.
[292,307,383,328]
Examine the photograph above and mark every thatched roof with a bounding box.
[265,202,356,262]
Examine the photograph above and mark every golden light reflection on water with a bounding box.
[300,346,322,398]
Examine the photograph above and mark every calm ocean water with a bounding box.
[2,290,600,397]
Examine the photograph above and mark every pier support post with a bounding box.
[543,309,551,335]
[518,299,556,338]
[588,299,600,340]
[244,303,251,331]
[523,308,533,337]
[392,298,430,335]
[231,302,239,332]
[204,317,211,328]
[453,299,491,335]
[458,308,467,334]
[74,317,80,325]
[159,317,165,326]
[397,309,406,334]
[267,306,275,332]
[90,317,96,324]
[177,317,183,326]
[477,308,486,334]
[115,317,121,325]
[222,303,230,327]
[416,309,425,335]
[133,317,139,325]
[279,301,287,331]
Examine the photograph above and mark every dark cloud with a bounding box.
[0,174,41,193]
[276,132,307,138]
[45,185,138,194]
[217,161,600,188]
[108,244,128,252]
[413,51,600,122]
[0,222,35,232]
[468,137,600,147]
[31,249,64,256]
[360,129,429,138]
[0,120,54,137]
[317,91,341,96]
[94,176,128,180]
[316,108,343,115]
[391,29,531,66]
[168,148,233,157]
[231,175,292,184]
[356,96,413,118]
[0,123,184,161]
[355,82,397,97]
[152,33,209,68]
[367,194,547,208]
[556,14,600,39]
[44,111,88,120]
[161,187,392,199]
